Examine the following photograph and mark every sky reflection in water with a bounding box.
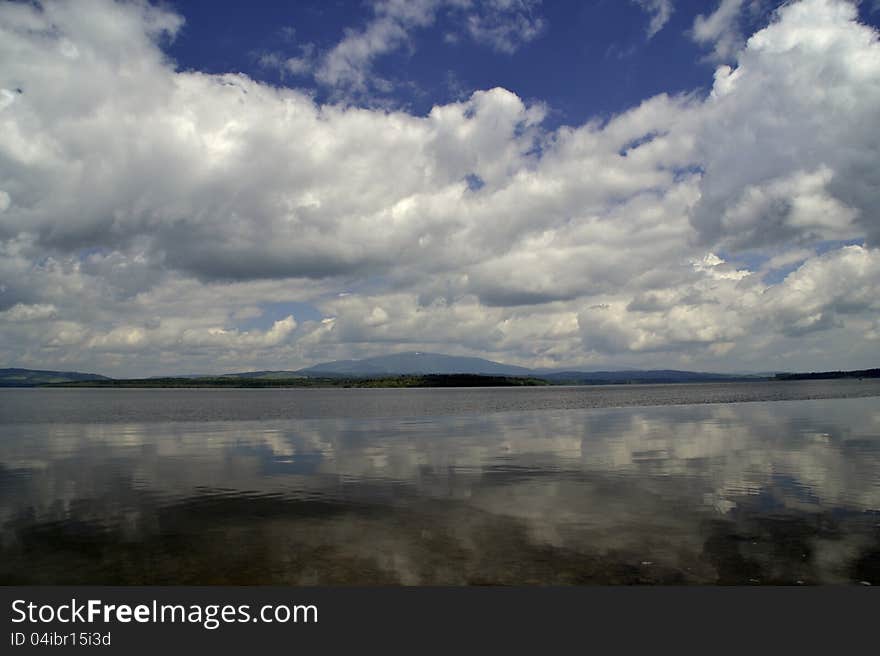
[1,392,879,584]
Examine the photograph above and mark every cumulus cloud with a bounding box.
[692,0,880,250]
[87,315,297,352]
[0,0,878,375]
[579,246,880,355]
[764,245,880,336]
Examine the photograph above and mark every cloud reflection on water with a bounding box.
[1,397,879,584]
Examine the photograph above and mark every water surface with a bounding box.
[2,379,879,423]
[1,382,879,584]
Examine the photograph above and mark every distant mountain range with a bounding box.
[1,353,877,387]
[295,353,763,383]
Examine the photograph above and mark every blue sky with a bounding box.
[163,1,879,124]
[1,0,879,375]
[164,1,715,122]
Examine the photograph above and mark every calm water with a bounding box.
[1,381,879,584]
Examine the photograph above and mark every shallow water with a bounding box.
[1,382,879,584]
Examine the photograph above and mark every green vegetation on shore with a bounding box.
[774,368,880,381]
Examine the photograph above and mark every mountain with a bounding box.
[293,353,771,382]
[0,368,112,387]
[296,351,535,377]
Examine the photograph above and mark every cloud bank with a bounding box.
[0,0,878,375]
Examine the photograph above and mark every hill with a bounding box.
[0,368,111,387]
[295,351,534,377]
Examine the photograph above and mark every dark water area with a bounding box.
[1,381,879,585]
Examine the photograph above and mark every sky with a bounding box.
[1,0,879,376]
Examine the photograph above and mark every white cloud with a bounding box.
[315,0,438,92]
[764,245,880,337]
[632,0,675,39]
[0,303,57,322]
[692,0,880,250]
[461,0,545,53]
[313,1,546,95]
[579,244,880,357]
[717,167,860,248]
[257,46,315,78]
[692,0,750,61]
[0,88,17,112]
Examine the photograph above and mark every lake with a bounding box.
[1,380,879,584]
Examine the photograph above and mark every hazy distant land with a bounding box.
[2,352,878,388]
